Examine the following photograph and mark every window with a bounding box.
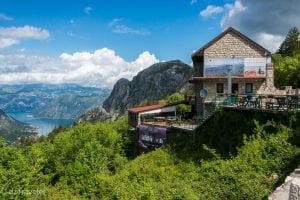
[232,83,239,94]
[245,83,253,94]
[216,83,224,93]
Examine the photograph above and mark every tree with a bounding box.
[159,93,191,116]
[273,53,300,88]
[277,27,300,56]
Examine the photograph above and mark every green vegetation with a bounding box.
[273,53,300,88]
[137,92,191,116]
[274,27,300,88]
[159,92,191,116]
[1,26,300,199]
[277,27,300,56]
[0,109,299,199]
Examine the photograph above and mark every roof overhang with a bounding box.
[128,101,185,114]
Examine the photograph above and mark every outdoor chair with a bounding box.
[238,96,247,107]
[288,96,298,109]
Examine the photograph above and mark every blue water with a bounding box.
[8,112,74,136]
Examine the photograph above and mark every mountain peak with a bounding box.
[103,60,193,115]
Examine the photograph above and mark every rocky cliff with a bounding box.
[102,78,131,115]
[75,107,110,125]
[103,60,193,115]
[0,109,37,143]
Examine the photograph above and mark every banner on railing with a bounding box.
[138,125,167,148]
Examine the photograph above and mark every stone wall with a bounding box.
[202,31,273,98]
[192,30,291,114]
[203,80,264,101]
[204,32,265,58]
[269,167,300,200]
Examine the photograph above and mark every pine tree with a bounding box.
[277,27,300,56]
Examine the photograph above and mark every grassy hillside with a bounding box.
[0,110,299,199]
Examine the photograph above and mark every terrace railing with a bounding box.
[170,95,224,131]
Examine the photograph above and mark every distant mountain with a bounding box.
[0,109,37,143]
[103,60,193,115]
[34,94,106,119]
[0,83,111,119]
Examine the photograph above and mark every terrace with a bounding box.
[129,94,299,150]
[223,94,300,111]
[129,94,300,132]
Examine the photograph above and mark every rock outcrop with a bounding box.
[269,167,300,200]
[101,78,130,115]
[103,60,193,115]
[75,107,110,125]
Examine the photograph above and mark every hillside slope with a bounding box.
[1,110,299,199]
[0,109,36,143]
[34,94,106,119]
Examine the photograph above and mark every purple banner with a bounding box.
[139,125,167,147]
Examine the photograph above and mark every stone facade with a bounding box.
[203,79,266,101]
[204,32,266,58]
[192,28,278,113]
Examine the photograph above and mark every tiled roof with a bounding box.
[128,102,183,113]
[128,104,171,113]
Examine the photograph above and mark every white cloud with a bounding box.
[0,38,18,48]
[200,5,224,17]
[220,1,246,29]
[219,0,300,52]
[0,13,13,21]
[84,6,92,15]
[0,25,49,48]
[0,48,159,87]
[255,33,285,53]
[109,18,150,35]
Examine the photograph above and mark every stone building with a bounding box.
[191,27,278,114]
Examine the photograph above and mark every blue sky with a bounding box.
[0,0,299,87]
[0,0,229,61]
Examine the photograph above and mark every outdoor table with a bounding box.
[249,96,258,108]
[274,96,286,109]
[238,95,247,107]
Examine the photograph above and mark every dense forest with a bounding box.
[0,27,300,199]
[0,109,299,199]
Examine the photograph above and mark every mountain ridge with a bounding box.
[0,83,111,119]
